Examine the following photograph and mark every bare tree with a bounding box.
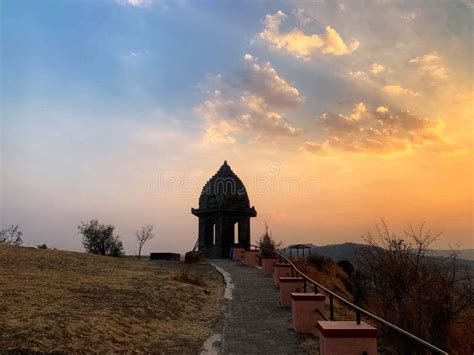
[136,225,155,259]
[355,219,474,352]
[0,224,24,246]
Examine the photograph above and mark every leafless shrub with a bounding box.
[257,223,281,256]
[0,224,23,246]
[136,225,155,260]
[356,219,474,352]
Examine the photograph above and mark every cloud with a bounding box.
[243,53,254,61]
[196,56,303,144]
[383,85,419,96]
[304,103,446,155]
[292,8,315,26]
[117,0,152,7]
[370,63,386,74]
[302,141,332,156]
[410,52,448,79]
[349,70,368,78]
[241,55,303,107]
[197,91,301,144]
[401,11,417,20]
[255,11,359,60]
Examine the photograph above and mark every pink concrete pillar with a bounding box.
[279,277,305,307]
[232,246,244,261]
[243,250,259,267]
[317,321,377,355]
[291,293,326,334]
[261,256,279,276]
[273,263,292,287]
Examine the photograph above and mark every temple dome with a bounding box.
[198,161,251,210]
[191,160,257,257]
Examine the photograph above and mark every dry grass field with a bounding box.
[0,244,224,353]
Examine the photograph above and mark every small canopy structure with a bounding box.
[288,244,312,259]
[191,161,257,258]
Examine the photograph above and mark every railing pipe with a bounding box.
[329,294,334,320]
[250,244,448,355]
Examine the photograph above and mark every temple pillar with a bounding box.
[238,218,250,249]
[198,218,207,251]
[221,218,234,258]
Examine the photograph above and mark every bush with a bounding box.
[258,223,281,257]
[307,254,333,271]
[0,225,23,246]
[78,220,124,257]
[185,251,202,263]
[357,220,474,351]
[337,259,354,276]
[37,244,48,249]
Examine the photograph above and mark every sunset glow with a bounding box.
[1,0,472,254]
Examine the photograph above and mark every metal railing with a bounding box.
[192,239,199,252]
[250,244,448,355]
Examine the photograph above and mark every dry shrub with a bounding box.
[301,257,353,300]
[307,254,333,271]
[445,308,474,354]
[356,220,474,353]
[184,251,202,263]
[257,223,281,257]
[173,267,206,287]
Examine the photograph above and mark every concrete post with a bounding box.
[232,245,245,261]
[317,321,377,355]
[273,263,293,287]
[261,256,279,276]
[290,293,326,334]
[243,250,259,267]
[279,277,305,307]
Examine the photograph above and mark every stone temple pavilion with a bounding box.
[191,161,257,258]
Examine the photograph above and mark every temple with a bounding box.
[191,161,257,258]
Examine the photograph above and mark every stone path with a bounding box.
[209,259,315,355]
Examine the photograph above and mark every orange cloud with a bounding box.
[256,11,359,60]
[410,52,448,80]
[196,57,303,144]
[370,63,386,74]
[304,103,447,155]
[241,55,303,107]
[383,85,419,96]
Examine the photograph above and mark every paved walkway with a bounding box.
[210,259,314,355]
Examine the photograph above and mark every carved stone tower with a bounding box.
[191,161,257,258]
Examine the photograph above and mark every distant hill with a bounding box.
[283,242,364,266]
[428,249,474,261]
[282,243,474,268]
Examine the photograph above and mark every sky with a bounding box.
[1,0,472,255]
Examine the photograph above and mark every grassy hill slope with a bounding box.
[0,245,224,353]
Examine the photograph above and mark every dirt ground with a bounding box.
[0,244,224,353]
